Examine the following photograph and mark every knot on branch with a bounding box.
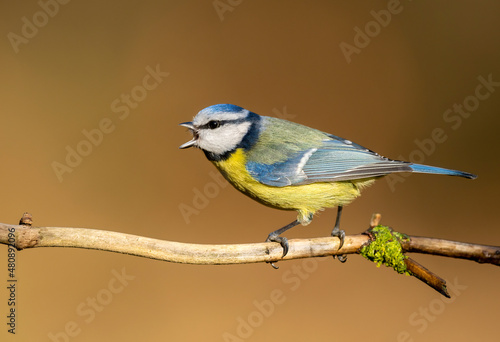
[16,228,40,250]
[19,212,33,226]
[13,212,39,250]
[360,225,410,275]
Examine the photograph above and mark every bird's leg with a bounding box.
[331,206,347,263]
[331,206,345,248]
[266,219,300,259]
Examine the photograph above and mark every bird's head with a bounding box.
[179,104,261,159]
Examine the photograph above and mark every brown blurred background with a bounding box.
[1,1,499,341]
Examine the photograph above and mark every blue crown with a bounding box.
[203,104,245,114]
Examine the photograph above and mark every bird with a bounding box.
[179,104,477,262]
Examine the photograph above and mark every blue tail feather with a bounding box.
[409,163,477,179]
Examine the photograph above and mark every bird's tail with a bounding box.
[409,163,477,179]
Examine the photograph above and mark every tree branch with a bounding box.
[0,222,367,264]
[1,221,499,265]
[1,213,499,297]
[402,237,500,265]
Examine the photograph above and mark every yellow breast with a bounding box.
[213,148,375,224]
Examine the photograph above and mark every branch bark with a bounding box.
[0,222,498,266]
[2,212,499,298]
[0,222,366,264]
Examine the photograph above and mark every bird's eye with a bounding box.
[208,121,221,129]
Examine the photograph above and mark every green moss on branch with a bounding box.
[360,225,410,275]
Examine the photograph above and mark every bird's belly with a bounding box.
[213,149,375,221]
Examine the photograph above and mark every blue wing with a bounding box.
[246,133,475,187]
[246,134,410,186]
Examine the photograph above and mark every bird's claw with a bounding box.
[331,227,345,250]
[336,254,347,263]
[331,226,346,263]
[266,234,289,258]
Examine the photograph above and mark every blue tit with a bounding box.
[179,104,477,259]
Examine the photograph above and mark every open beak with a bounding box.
[179,122,198,149]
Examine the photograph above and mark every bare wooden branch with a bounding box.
[0,222,366,264]
[0,222,498,266]
[402,237,500,265]
[370,213,382,228]
[2,210,499,298]
[403,257,450,298]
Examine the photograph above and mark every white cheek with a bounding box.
[198,122,251,155]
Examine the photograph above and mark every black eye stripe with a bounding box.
[199,118,248,130]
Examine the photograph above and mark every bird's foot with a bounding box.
[336,254,347,263]
[331,225,347,263]
[265,219,300,268]
[266,234,290,269]
[331,226,345,250]
[266,234,289,258]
